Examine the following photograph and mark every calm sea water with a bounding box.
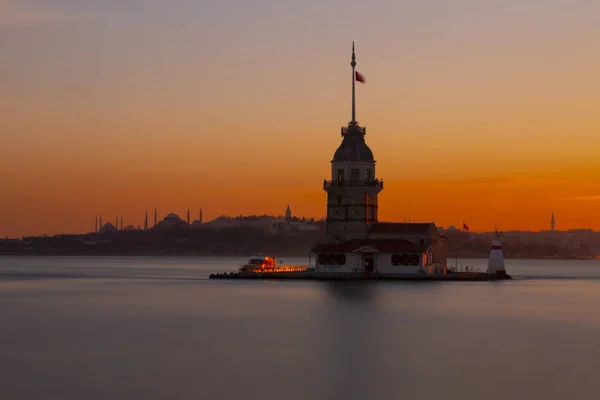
[1,256,599,400]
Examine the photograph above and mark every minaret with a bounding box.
[154,208,157,227]
[199,208,203,224]
[551,212,555,232]
[323,42,382,242]
[144,210,148,231]
[187,209,190,225]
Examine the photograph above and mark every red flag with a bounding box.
[355,71,365,83]
[463,222,469,231]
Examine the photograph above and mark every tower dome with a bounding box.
[331,41,374,164]
[332,125,374,162]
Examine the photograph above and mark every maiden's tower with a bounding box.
[324,42,383,242]
[311,43,448,275]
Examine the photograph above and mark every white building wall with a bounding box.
[313,252,362,273]
[376,252,424,274]
[376,251,442,275]
[312,250,443,275]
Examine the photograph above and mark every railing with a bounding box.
[341,126,366,136]
[323,179,384,189]
[448,264,481,273]
[252,265,309,273]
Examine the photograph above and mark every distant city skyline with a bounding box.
[2,1,600,237]
[13,207,594,238]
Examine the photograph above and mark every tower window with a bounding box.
[351,169,359,181]
[366,169,372,179]
[337,169,344,182]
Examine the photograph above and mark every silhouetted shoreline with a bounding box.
[0,252,595,261]
[1,225,599,260]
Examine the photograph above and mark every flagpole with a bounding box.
[351,41,356,124]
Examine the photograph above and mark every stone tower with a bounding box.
[285,204,292,221]
[323,43,383,242]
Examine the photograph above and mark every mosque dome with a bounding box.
[164,213,182,221]
[332,125,374,163]
[98,222,117,234]
[156,212,187,229]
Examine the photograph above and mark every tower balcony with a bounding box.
[323,179,384,190]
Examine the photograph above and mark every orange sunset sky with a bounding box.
[2,0,600,237]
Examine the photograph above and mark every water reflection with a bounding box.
[323,281,378,302]
[2,257,600,400]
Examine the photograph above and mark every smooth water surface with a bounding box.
[1,256,599,400]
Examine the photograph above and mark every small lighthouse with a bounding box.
[486,239,510,279]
